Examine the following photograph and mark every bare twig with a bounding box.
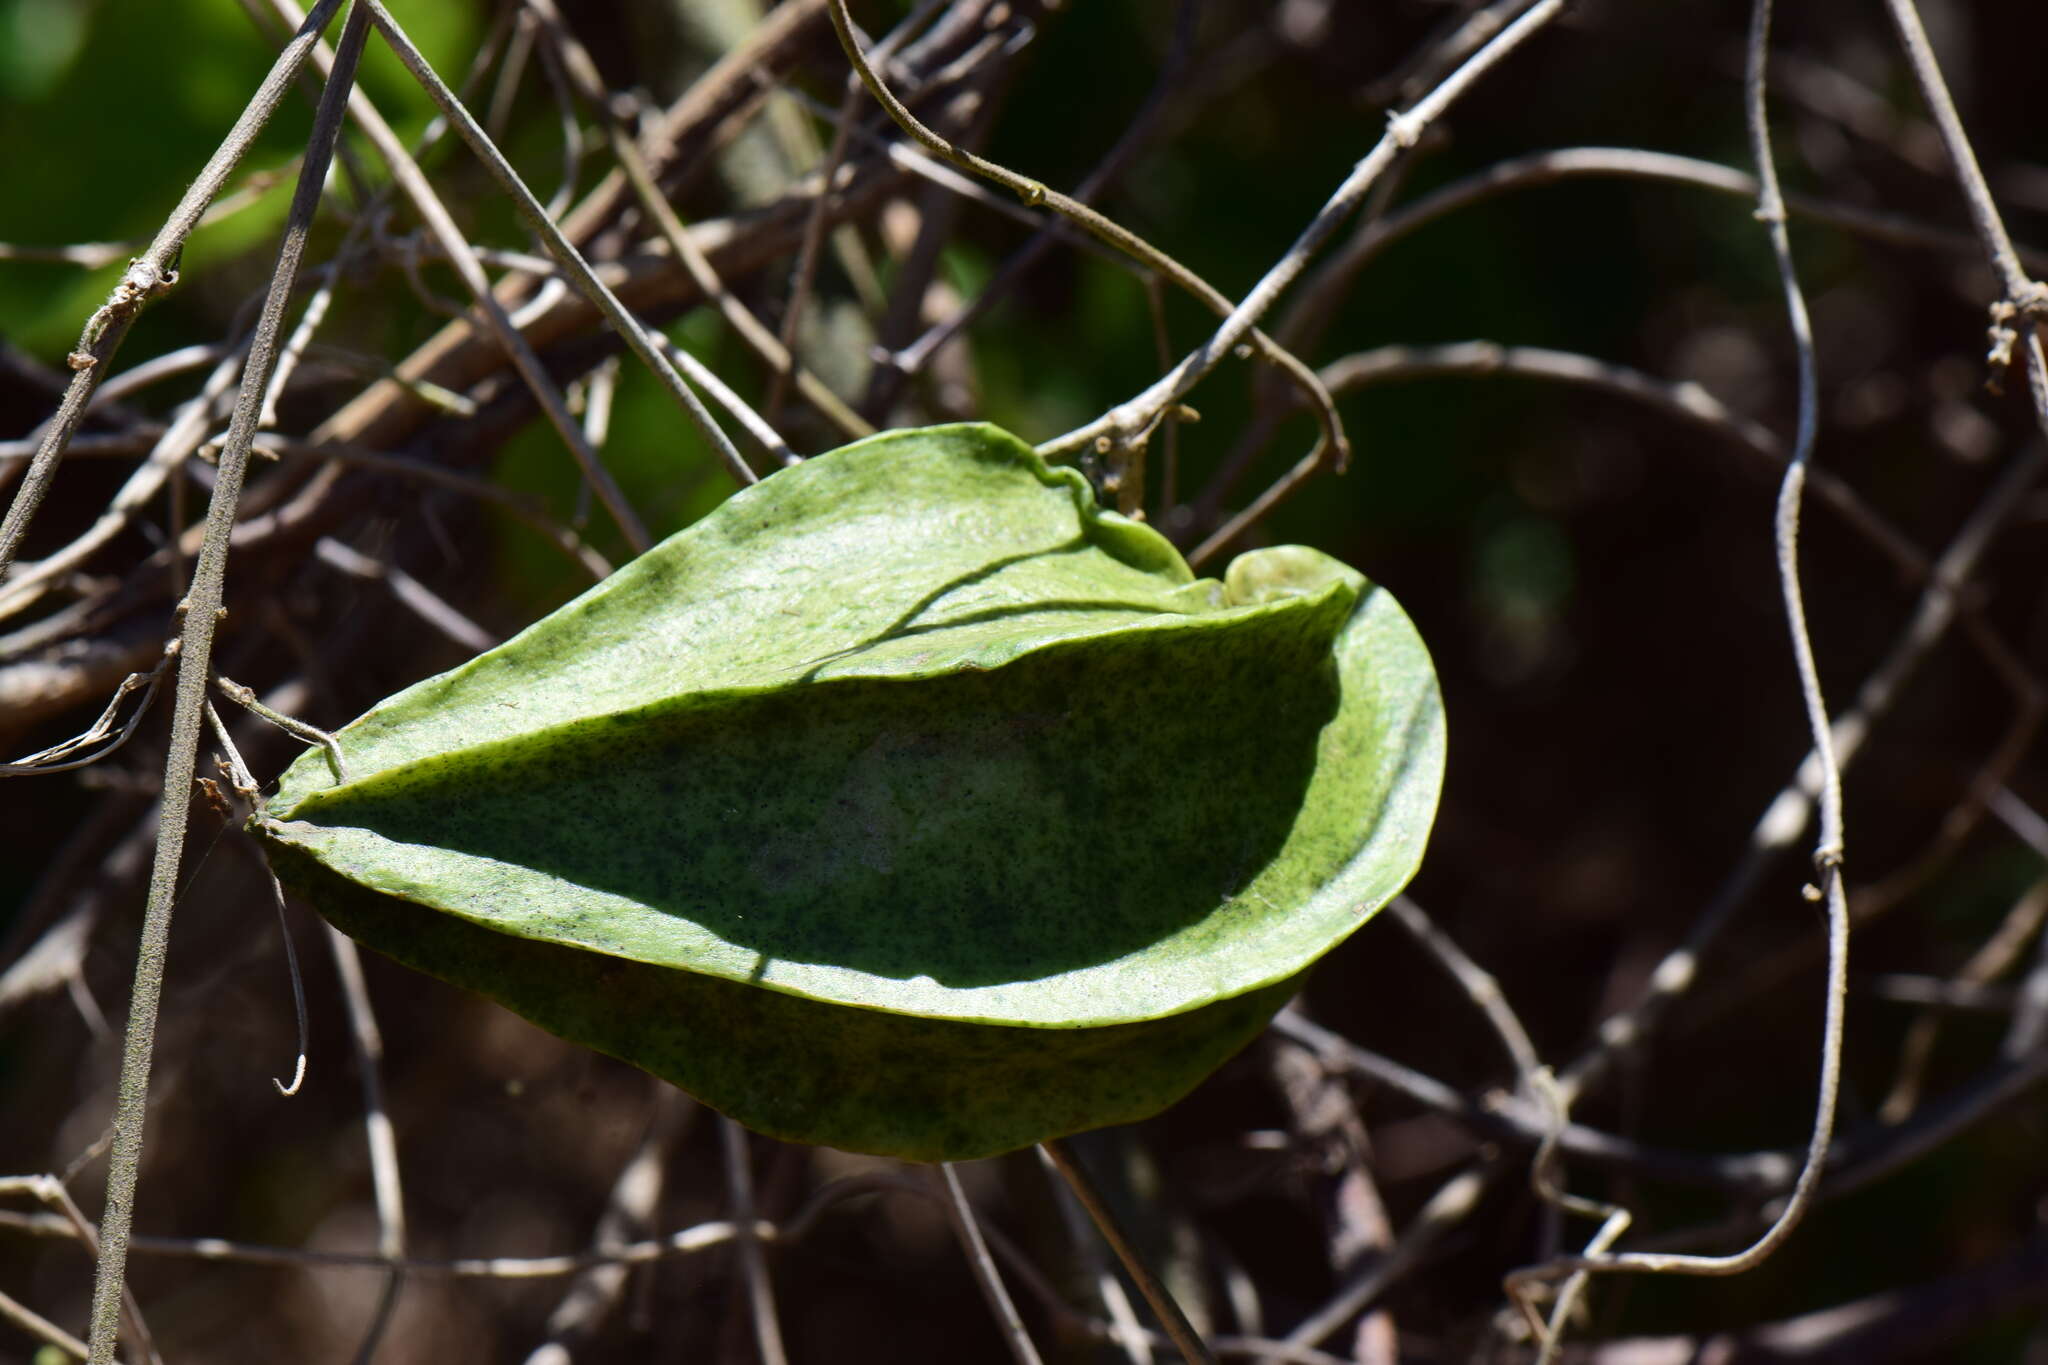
[0,1284,96,1364]
[869,0,1214,418]
[720,1120,787,1365]
[1386,896,1542,1084]
[1284,1167,1491,1351]
[1507,7,1850,1342]
[1880,878,2048,1120]
[1880,0,2048,441]
[1199,341,1925,580]
[1040,0,1565,460]
[215,674,349,784]
[262,0,657,550]
[314,536,495,654]
[266,437,611,579]
[940,1164,1046,1365]
[1558,438,2046,1107]
[361,0,759,488]
[1273,146,2048,375]
[2001,892,2048,1061]
[1040,1140,1216,1365]
[1271,1009,1799,1193]
[523,1087,692,1364]
[1,1176,158,1364]
[520,0,872,444]
[826,0,1345,475]
[765,70,868,428]
[1,344,245,622]
[1266,1033,1396,1353]
[1043,1138,1155,1365]
[210,768,310,1098]
[0,0,348,585]
[656,337,794,466]
[1568,1231,2048,1364]
[3,1207,774,1278]
[0,659,166,777]
[324,922,407,1365]
[83,12,372,1359]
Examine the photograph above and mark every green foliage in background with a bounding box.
[0,0,477,356]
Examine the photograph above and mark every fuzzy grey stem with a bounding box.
[83,8,371,1360]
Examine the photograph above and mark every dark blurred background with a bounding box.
[3,0,2047,1360]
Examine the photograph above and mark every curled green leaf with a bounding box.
[258,423,1443,1160]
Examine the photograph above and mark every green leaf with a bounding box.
[257,422,1443,1160]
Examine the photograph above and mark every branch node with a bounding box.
[1985,284,2048,390]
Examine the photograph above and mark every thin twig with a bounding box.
[1269,1009,1796,1191]
[826,0,1345,474]
[1265,1034,1398,1359]
[0,165,296,273]
[0,660,167,777]
[266,437,610,579]
[0,0,348,586]
[1272,145,2048,374]
[1880,878,2048,1120]
[202,727,311,1097]
[1,345,246,622]
[325,922,406,1365]
[0,1284,97,1364]
[764,72,866,428]
[1197,340,1926,579]
[314,536,495,654]
[1864,974,2020,1013]
[1558,437,2046,1106]
[1040,1140,1216,1365]
[1386,896,1542,1084]
[519,0,871,444]
[656,338,794,466]
[869,0,1214,418]
[360,0,759,488]
[1284,1167,1491,1351]
[258,265,338,430]
[1,1176,158,1364]
[262,0,656,550]
[1040,0,1565,460]
[1879,3,2048,321]
[3,1207,774,1277]
[719,1119,787,1365]
[215,674,349,784]
[1372,0,1543,106]
[940,1164,1046,1365]
[1570,1231,2048,1364]
[1879,0,2048,440]
[1506,7,1850,1343]
[83,9,371,1360]
[2001,892,2048,1060]
[522,1087,692,1364]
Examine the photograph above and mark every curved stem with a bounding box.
[826,0,1344,471]
[1040,0,1564,460]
